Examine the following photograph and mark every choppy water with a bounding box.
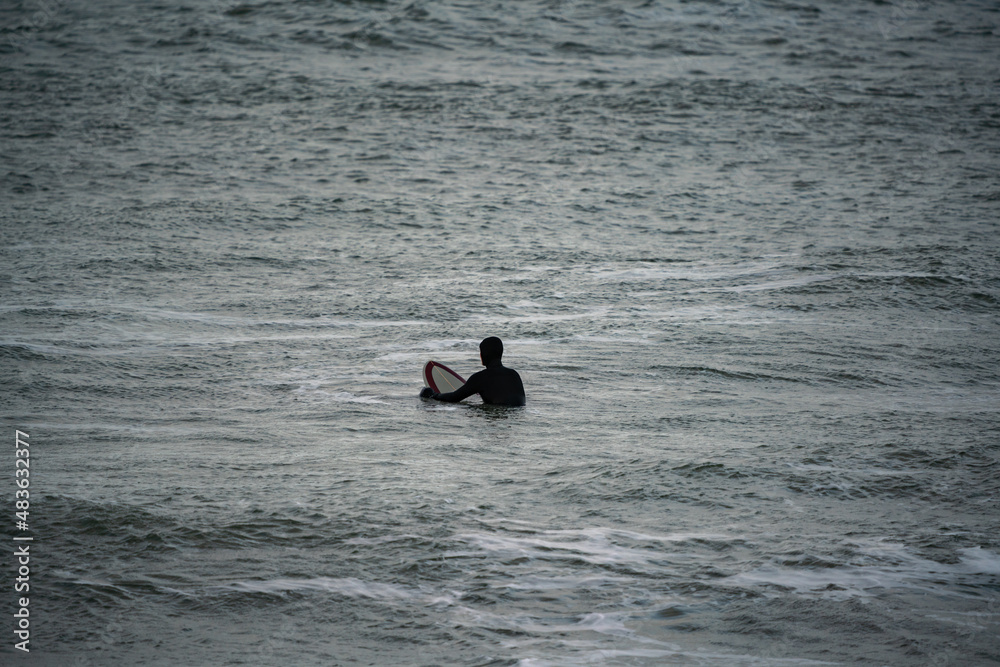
[2,0,1000,665]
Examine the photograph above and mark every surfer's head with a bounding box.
[480,336,503,365]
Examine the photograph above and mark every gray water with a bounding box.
[2,1,999,665]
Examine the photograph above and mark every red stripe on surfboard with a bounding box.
[423,361,465,393]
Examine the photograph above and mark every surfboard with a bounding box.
[423,361,465,394]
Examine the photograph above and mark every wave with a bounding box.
[722,543,1000,602]
[216,576,415,600]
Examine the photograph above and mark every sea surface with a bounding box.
[2,0,1000,665]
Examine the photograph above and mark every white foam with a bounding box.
[589,260,785,283]
[502,574,634,591]
[518,648,837,667]
[922,610,997,630]
[288,380,387,404]
[958,547,1000,575]
[449,533,656,568]
[2,332,363,357]
[453,603,836,666]
[450,605,639,639]
[640,304,774,324]
[451,527,736,569]
[377,351,430,361]
[723,543,1000,601]
[323,391,387,404]
[722,275,838,293]
[344,534,424,546]
[133,307,430,329]
[507,300,549,309]
[478,523,736,546]
[463,307,610,324]
[785,462,925,476]
[724,565,887,599]
[570,334,654,344]
[372,338,478,362]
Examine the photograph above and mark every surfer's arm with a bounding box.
[430,382,478,403]
[426,371,482,403]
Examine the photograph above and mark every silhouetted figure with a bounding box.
[420,337,526,406]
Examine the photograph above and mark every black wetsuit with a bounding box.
[433,360,526,407]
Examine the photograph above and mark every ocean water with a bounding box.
[2,0,999,665]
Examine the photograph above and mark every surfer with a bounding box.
[421,336,526,406]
